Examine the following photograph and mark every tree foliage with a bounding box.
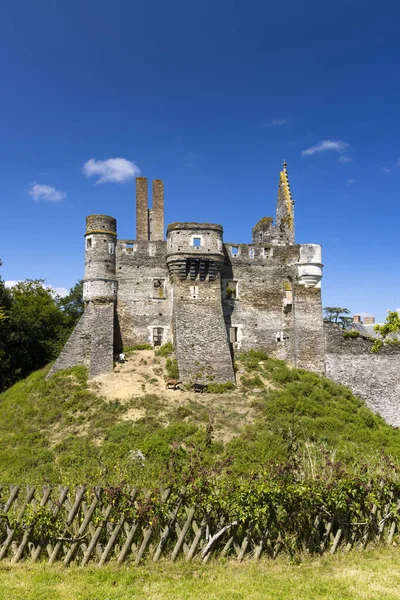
[0,261,83,391]
[323,307,352,329]
[372,311,400,352]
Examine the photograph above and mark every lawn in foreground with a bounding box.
[0,548,399,600]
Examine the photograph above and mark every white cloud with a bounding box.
[5,280,19,289]
[52,287,68,298]
[5,280,68,297]
[83,157,140,184]
[270,118,288,126]
[338,155,353,164]
[346,178,356,186]
[29,183,66,202]
[302,140,349,156]
[379,167,391,174]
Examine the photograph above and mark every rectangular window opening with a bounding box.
[153,279,166,299]
[263,247,270,258]
[153,327,163,346]
[249,248,255,258]
[86,238,92,250]
[231,246,239,256]
[126,242,134,254]
[193,237,201,247]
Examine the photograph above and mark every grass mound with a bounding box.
[0,351,399,485]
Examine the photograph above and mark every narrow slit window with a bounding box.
[230,327,238,343]
[86,237,92,250]
[249,248,255,258]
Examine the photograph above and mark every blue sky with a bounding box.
[1,0,399,321]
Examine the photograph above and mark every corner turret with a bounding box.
[84,215,117,302]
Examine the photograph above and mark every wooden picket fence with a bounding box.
[0,484,399,565]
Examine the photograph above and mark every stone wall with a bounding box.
[222,243,298,360]
[48,301,115,379]
[115,239,172,348]
[88,302,115,378]
[325,324,400,426]
[172,275,235,383]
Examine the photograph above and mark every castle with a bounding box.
[51,162,325,383]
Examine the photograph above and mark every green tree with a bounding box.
[372,311,400,352]
[323,307,351,329]
[6,280,67,378]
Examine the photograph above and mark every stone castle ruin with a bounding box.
[51,162,324,383]
[50,162,400,426]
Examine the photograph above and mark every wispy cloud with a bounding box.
[302,140,349,157]
[83,157,140,184]
[338,155,353,164]
[379,167,391,174]
[397,158,400,168]
[269,118,288,126]
[346,178,356,186]
[28,183,66,202]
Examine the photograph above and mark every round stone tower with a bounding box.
[166,222,224,281]
[83,214,117,302]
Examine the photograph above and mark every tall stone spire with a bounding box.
[275,160,295,244]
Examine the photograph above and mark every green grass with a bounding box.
[1,351,400,485]
[1,548,400,599]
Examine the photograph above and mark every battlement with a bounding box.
[51,164,325,383]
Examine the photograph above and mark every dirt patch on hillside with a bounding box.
[88,350,265,442]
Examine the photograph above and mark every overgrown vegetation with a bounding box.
[166,357,179,379]
[343,330,360,339]
[155,342,174,357]
[124,343,153,354]
[2,351,400,487]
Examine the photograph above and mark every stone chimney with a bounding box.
[364,316,375,325]
[353,315,362,323]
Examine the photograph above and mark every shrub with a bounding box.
[343,330,360,339]
[207,381,236,393]
[124,344,153,353]
[166,358,179,379]
[155,342,174,357]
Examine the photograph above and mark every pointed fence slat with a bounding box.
[0,486,35,560]
[0,486,399,565]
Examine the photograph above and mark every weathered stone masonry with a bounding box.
[50,162,325,385]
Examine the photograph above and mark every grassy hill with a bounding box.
[0,348,399,485]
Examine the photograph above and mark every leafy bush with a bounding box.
[207,381,236,393]
[343,330,360,339]
[155,342,174,357]
[237,349,269,371]
[166,358,179,379]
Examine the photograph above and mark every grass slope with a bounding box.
[0,350,399,484]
